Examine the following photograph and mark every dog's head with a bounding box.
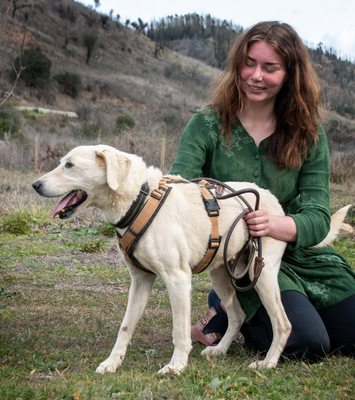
[32,145,132,219]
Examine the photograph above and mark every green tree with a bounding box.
[83,29,98,65]
[54,72,82,98]
[13,45,51,89]
[131,18,148,34]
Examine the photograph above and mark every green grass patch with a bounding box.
[0,201,354,399]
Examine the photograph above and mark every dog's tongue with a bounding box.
[50,192,78,218]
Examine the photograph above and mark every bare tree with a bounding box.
[0,1,32,110]
[11,0,32,18]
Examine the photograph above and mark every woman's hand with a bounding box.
[243,209,270,237]
[243,209,298,242]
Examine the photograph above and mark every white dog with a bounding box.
[32,145,349,375]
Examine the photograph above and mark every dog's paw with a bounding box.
[248,360,276,370]
[201,346,226,357]
[157,362,185,376]
[95,358,121,374]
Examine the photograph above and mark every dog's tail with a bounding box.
[313,204,352,248]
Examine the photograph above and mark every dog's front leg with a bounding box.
[202,266,246,357]
[157,270,192,375]
[96,268,156,374]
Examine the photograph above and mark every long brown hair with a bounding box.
[209,21,324,169]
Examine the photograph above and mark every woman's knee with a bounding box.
[284,323,330,361]
[281,291,330,361]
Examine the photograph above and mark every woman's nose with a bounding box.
[251,66,263,81]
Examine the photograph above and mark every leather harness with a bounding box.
[114,176,264,291]
[115,177,220,276]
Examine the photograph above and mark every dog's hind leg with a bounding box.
[249,257,292,369]
[157,268,193,375]
[201,266,246,357]
[96,268,156,374]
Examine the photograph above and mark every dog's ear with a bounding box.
[95,149,131,191]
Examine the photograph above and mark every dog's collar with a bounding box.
[114,182,150,229]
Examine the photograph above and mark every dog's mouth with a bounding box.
[50,190,88,219]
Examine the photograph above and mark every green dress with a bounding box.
[170,108,355,322]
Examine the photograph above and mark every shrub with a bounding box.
[53,0,79,22]
[74,122,101,138]
[164,62,183,80]
[116,115,135,133]
[163,112,186,134]
[0,106,21,139]
[54,72,82,98]
[0,208,48,235]
[80,237,106,253]
[13,46,52,89]
[97,221,115,236]
[75,101,94,121]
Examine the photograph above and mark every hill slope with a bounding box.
[0,0,354,173]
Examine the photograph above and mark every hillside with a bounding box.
[147,14,355,119]
[0,0,354,174]
[0,0,220,171]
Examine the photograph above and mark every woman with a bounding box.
[170,21,355,361]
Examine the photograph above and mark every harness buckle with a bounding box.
[208,236,221,248]
[151,189,163,200]
[140,187,149,196]
[203,198,220,217]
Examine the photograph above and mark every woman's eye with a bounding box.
[265,66,277,72]
[65,161,74,168]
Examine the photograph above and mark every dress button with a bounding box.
[253,171,259,177]
[254,154,260,160]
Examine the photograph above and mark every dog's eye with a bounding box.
[65,161,74,169]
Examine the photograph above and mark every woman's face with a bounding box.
[240,40,287,106]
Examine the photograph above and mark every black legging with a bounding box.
[205,290,355,361]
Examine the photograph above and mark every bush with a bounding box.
[0,106,21,139]
[97,221,115,236]
[74,122,101,138]
[0,208,45,235]
[80,237,106,253]
[163,112,186,134]
[13,46,52,89]
[116,115,135,133]
[54,72,82,98]
[53,0,79,22]
[75,101,94,121]
[164,62,183,80]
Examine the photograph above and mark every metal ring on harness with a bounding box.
[190,178,264,292]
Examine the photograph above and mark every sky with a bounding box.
[79,0,355,62]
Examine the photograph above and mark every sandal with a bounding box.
[191,306,224,346]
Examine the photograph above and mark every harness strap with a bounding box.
[114,182,149,228]
[192,179,221,274]
[117,178,172,274]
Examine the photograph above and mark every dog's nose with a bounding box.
[32,180,42,193]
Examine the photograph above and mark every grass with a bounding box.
[0,169,354,399]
